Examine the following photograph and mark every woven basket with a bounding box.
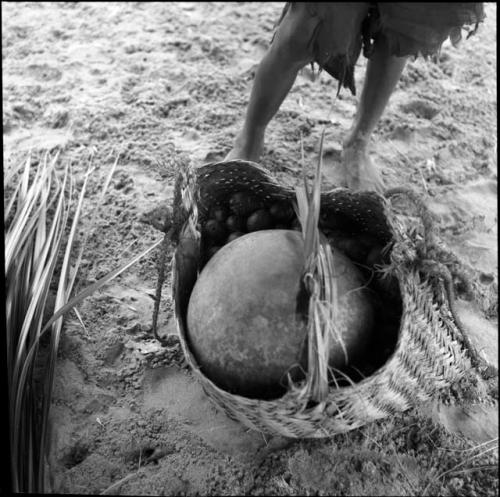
[166,160,477,438]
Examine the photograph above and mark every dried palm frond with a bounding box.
[6,152,86,492]
[293,128,346,406]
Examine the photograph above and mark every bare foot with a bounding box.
[225,130,264,162]
[340,143,385,193]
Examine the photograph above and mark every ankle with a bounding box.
[241,123,265,141]
[229,129,265,162]
[343,135,369,152]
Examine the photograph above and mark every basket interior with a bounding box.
[179,163,404,400]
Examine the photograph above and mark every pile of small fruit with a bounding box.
[199,190,388,269]
[201,191,298,261]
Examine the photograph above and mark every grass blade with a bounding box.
[67,156,117,293]
[41,238,163,334]
[4,179,22,223]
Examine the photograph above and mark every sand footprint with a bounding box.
[26,63,62,82]
[399,99,441,120]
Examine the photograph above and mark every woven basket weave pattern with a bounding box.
[171,160,472,438]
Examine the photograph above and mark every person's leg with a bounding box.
[341,35,407,192]
[226,4,317,161]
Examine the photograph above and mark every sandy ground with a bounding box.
[3,2,498,495]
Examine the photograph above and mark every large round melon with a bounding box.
[186,230,373,399]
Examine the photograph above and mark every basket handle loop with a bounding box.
[153,163,200,346]
[384,186,437,255]
[384,187,496,380]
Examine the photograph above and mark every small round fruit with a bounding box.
[270,200,294,222]
[206,246,221,259]
[331,236,370,264]
[212,206,228,223]
[227,231,245,243]
[226,215,246,233]
[229,192,263,217]
[246,209,273,232]
[203,219,227,244]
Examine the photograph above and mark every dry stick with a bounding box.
[431,437,499,454]
[72,307,89,337]
[419,168,429,194]
[448,464,498,475]
[152,228,171,344]
[100,472,139,495]
[116,239,138,260]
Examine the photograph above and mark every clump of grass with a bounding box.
[421,437,499,496]
[5,151,161,492]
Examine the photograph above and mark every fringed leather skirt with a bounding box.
[275,2,485,95]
